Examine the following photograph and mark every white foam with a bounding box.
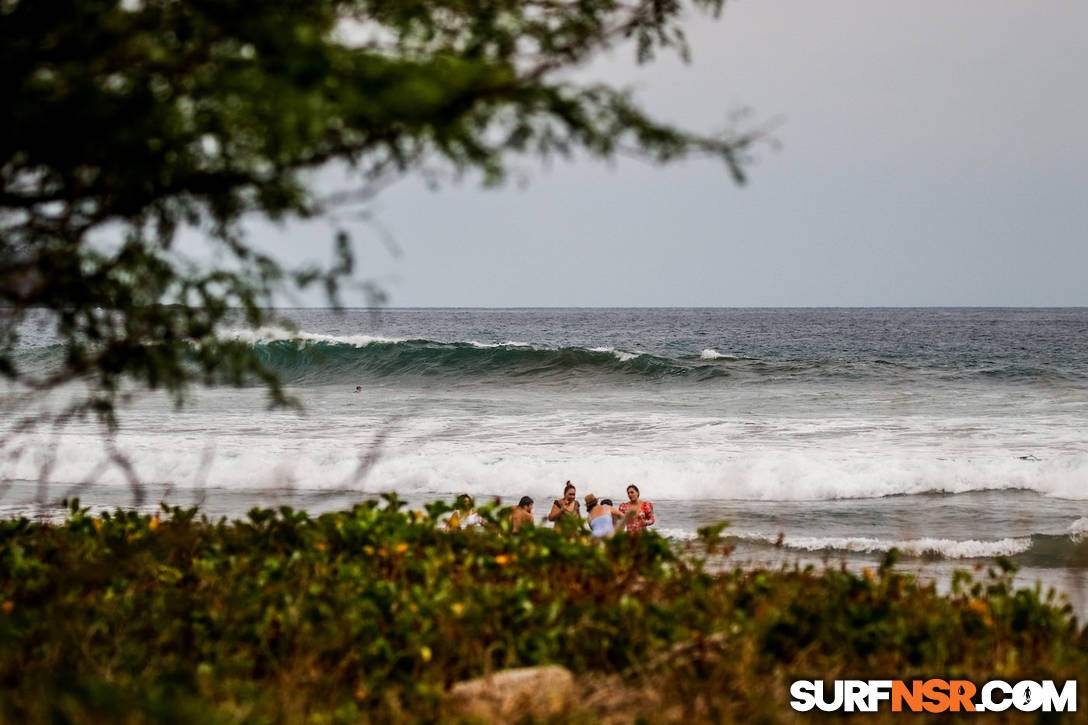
[733,532,1033,559]
[464,340,535,349]
[12,418,1088,506]
[700,349,737,360]
[222,329,550,353]
[590,347,639,362]
[219,326,402,347]
[6,386,1088,504]
[1070,518,1088,542]
[655,527,699,541]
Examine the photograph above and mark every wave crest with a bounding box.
[730,532,1033,559]
[10,327,1086,388]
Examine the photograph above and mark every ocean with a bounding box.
[3,308,1087,611]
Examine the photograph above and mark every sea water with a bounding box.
[3,308,1087,611]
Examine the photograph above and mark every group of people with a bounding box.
[447,481,655,536]
[511,481,655,537]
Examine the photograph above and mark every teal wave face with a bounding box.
[1015,533,1088,569]
[248,339,690,384]
[6,339,730,386]
[216,340,1088,387]
[10,337,1088,388]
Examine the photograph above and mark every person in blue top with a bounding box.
[584,494,624,538]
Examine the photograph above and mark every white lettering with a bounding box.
[815,680,844,712]
[789,681,816,712]
[845,680,869,712]
[1014,681,1043,712]
[1041,680,1077,712]
[982,681,1012,712]
[868,680,893,711]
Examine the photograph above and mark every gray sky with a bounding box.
[246,0,1088,307]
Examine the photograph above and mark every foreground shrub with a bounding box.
[0,498,1084,723]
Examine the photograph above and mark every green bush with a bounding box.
[0,498,1084,723]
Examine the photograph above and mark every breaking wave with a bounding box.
[715,531,1088,567]
[17,327,1083,388]
[727,532,1034,559]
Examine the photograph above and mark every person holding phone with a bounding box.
[547,481,581,523]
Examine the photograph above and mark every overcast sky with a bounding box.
[244,0,1088,307]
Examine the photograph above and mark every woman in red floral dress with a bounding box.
[618,484,654,533]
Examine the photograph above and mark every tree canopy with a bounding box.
[1,0,758,427]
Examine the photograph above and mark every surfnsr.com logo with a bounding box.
[790,680,1077,713]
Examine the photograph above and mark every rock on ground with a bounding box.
[445,665,575,722]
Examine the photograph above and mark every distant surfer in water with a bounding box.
[354,386,362,393]
[547,481,581,522]
[618,484,654,533]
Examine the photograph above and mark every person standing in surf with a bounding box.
[584,494,623,538]
[600,499,623,529]
[446,494,482,531]
[618,484,654,533]
[547,481,581,523]
[510,496,535,532]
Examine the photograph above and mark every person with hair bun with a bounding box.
[547,481,581,523]
[618,484,654,533]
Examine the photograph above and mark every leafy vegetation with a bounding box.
[1,497,1083,723]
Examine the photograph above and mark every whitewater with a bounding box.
[3,307,1087,609]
